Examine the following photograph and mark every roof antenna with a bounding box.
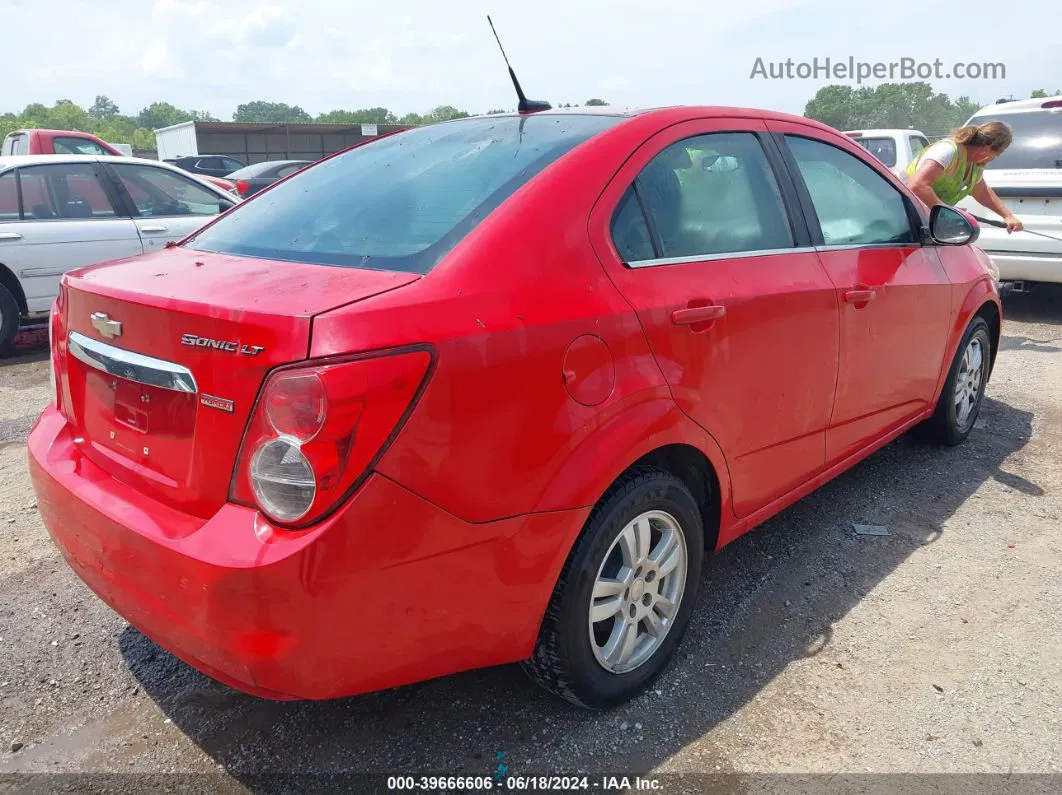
[487,15,551,114]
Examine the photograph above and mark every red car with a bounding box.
[2,128,237,194]
[28,106,1001,709]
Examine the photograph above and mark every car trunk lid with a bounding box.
[57,247,419,518]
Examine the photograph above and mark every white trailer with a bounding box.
[153,120,199,161]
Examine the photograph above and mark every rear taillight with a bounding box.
[235,180,250,196]
[230,348,433,527]
[49,285,66,413]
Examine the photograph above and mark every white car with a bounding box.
[0,154,238,353]
[956,96,1062,286]
[844,128,930,177]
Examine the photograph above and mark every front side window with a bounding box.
[786,136,914,246]
[111,164,224,217]
[52,136,110,156]
[967,111,1062,170]
[16,164,117,220]
[629,132,793,260]
[854,137,898,168]
[187,114,621,274]
[0,172,18,221]
[909,136,929,156]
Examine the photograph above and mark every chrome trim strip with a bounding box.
[626,246,817,269]
[814,242,918,252]
[68,332,197,394]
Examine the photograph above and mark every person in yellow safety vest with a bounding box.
[904,120,1024,234]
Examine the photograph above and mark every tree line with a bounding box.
[803,82,1061,137]
[0,97,610,152]
[5,84,1058,152]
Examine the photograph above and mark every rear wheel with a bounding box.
[923,316,991,446]
[0,285,20,358]
[522,467,703,709]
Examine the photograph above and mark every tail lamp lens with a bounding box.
[232,349,432,527]
[250,437,316,522]
[235,180,250,195]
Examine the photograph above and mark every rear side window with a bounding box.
[17,164,117,219]
[786,136,914,246]
[611,187,655,262]
[220,157,244,172]
[628,132,793,261]
[909,135,929,156]
[52,136,110,156]
[854,137,897,168]
[111,164,224,217]
[275,164,305,178]
[186,115,622,274]
[0,172,17,221]
[968,111,1062,170]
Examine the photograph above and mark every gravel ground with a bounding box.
[0,290,1060,793]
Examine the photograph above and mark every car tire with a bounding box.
[522,466,704,709]
[922,316,992,446]
[0,285,20,358]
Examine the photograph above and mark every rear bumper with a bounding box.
[28,407,588,700]
[984,251,1062,284]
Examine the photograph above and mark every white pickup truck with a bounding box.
[843,128,930,177]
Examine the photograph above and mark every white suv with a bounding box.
[956,96,1062,286]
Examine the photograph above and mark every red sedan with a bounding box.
[28,106,1001,709]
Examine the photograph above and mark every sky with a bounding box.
[3,0,1058,119]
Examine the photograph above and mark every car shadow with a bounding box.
[1000,284,1062,328]
[120,394,1036,785]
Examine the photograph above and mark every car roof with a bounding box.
[971,96,1062,116]
[0,153,178,171]
[461,105,839,132]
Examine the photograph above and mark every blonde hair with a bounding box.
[953,120,1013,150]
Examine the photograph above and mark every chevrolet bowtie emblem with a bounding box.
[90,312,122,339]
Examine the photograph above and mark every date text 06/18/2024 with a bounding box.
[385,775,663,791]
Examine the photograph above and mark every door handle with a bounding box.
[0,232,22,241]
[139,225,168,233]
[844,288,877,304]
[671,304,726,325]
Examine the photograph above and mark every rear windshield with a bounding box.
[853,137,897,168]
[969,110,1062,170]
[186,114,622,274]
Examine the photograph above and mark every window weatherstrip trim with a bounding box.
[626,246,817,269]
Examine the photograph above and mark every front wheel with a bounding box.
[923,316,992,446]
[522,467,704,709]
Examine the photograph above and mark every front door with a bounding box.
[770,125,953,463]
[589,119,840,518]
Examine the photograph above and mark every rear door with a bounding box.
[0,162,142,313]
[589,118,840,518]
[104,162,231,252]
[769,123,952,464]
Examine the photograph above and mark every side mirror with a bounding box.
[929,204,979,246]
